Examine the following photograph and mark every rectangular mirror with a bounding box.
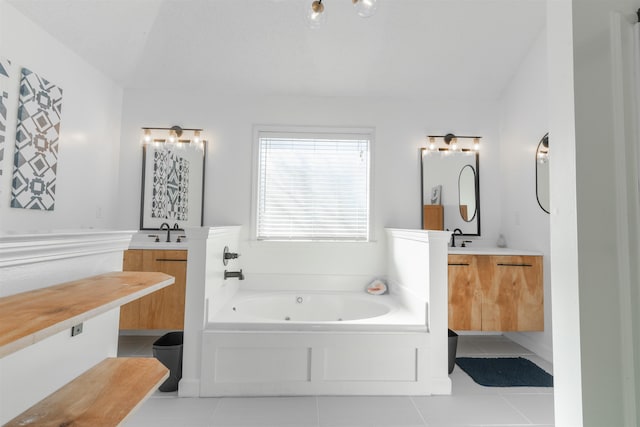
[421,148,480,235]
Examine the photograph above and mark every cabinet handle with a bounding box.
[448,263,470,266]
[497,263,532,267]
[155,259,187,262]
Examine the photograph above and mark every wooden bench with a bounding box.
[0,271,176,426]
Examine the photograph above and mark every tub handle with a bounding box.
[223,246,240,266]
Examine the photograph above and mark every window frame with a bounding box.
[251,125,375,243]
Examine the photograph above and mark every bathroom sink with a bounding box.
[128,231,188,250]
[448,246,542,256]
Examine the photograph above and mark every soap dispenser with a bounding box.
[497,233,507,248]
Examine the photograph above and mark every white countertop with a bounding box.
[448,247,543,256]
[128,231,188,250]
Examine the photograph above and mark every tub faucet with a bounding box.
[451,228,463,247]
[224,269,244,280]
[159,222,171,242]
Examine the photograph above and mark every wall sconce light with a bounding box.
[168,129,177,144]
[426,133,482,152]
[305,0,378,29]
[141,126,206,148]
[444,133,458,151]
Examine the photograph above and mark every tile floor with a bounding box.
[118,334,554,427]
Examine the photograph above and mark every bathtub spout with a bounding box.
[224,269,244,280]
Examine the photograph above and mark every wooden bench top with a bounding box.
[3,357,169,427]
[0,271,174,358]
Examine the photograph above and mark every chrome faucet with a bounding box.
[451,228,463,247]
[224,269,244,280]
[159,222,171,242]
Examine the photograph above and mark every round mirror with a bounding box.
[536,133,550,214]
[458,165,477,222]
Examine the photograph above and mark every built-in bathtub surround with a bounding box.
[190,228,451,396]
[180,226,242,397]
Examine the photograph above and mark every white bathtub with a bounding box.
[206,290,426,331]
[200,290,436,396]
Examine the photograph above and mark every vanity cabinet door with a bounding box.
[119,249,188,330]
[482,256,543,331]
[448,255,482,330]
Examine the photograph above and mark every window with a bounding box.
[255,129,371,241]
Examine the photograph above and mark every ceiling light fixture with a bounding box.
[306,0,378,29]
[352,0,378,18]
[426,133,482,152]
[306,0,327,29]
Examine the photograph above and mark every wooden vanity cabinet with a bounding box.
[448,254,543,332]
[448,255,482,330]
[119,249,188,330]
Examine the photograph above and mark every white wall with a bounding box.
[497,30,552,361]
[548,0,640,425]
[117,91,503,281]
[0,0,123,233]
[0,231,131,423]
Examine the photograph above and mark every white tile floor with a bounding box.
[118,334,554,427]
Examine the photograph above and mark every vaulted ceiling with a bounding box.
[8,0,546,100]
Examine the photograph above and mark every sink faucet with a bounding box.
[159,222,171,242]
[451,228,463,247]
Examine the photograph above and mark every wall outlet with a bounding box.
[71,323,83,337]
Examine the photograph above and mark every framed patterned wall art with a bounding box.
[0,57,11,177]
[140,142,206,230]
[11,67,63,210]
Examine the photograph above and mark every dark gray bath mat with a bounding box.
[456,357,553,387]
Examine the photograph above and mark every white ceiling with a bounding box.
[8,0,546,100]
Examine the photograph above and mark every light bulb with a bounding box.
[428,136,436,151]
[450,138,458,151]
[473,138,480,151]
[143,129,151,144]
[306,0,326,29]
[168,130,177,144]
[193,130,201,144]
[353,0,378,18]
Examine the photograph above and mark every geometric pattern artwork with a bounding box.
[0,57,10,176]
[151,148,189,221]
[10,67,63,210]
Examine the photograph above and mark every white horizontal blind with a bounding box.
[257,134,370,241]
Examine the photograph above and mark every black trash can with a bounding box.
[448,329,458,374]
[153,331,183,392]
